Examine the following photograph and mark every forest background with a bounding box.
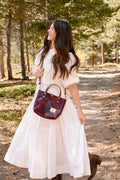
[0,1,120,179]
[0,0,120,80]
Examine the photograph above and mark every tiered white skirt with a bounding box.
[4,85,91,179]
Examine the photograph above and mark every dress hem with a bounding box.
[4,158,91,179]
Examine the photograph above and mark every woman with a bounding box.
[4,19,91,179]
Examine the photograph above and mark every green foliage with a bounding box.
[0,82,36,99]
[79,62,120,68]
[97,62,120,68]
[0,82,36,123]
[0,109,24,123]
[0,0,120,69]
[25,21,50,44]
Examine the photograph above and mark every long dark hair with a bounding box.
[39,19,79,79]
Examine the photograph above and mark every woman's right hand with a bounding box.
[35,68,44,79]
[77,109,86,125]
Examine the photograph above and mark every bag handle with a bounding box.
[45,84,62,98]
[38,52,66,96]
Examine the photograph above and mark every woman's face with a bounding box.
[47,23,56,42]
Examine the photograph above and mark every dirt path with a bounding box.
[78,68,120,180]
[0,68,120,180]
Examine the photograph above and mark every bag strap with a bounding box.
[38,53,66,97]
[38,62,43,85]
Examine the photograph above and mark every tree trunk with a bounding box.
[26,41,30,71]
[32,42,35,62]
[45,0,48,21]
[92,42,95,66]
[101,43,105,64]
[45,0,50,21]
[7,9,13,80]
[0,28,5,78]
[116,40,119,63]
[19,17,27,80]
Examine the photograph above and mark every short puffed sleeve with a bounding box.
[32,48,43,75]
[62,53,80,88]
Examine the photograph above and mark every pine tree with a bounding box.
[7,8,13,80]
[0,28,5,78]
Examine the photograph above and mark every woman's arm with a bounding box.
[32,66,44,80]
[68,83,86,125]
[32,49,44,79]
[34,68,44,79]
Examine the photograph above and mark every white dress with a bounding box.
[4,48,91,179]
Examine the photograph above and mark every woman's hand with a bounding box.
[35,68,44,79]
[77,109,86,125]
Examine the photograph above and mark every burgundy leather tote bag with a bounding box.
[33,84,66,120]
